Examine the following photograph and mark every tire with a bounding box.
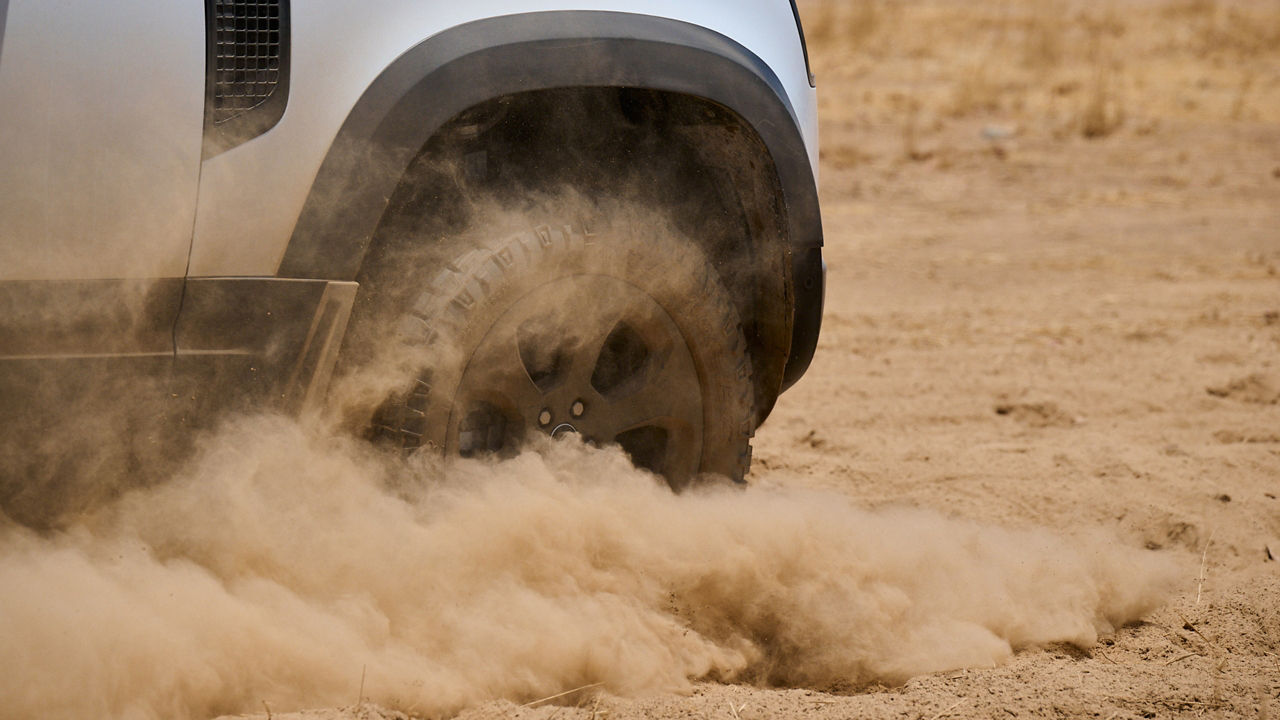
[367,209,754,487]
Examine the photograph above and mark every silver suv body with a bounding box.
[0,0,823,505]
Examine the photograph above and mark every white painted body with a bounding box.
[0,1,816,281]
[0,0,205,280]
[191,1,818,277]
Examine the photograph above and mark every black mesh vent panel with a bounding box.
[211,1,283,124]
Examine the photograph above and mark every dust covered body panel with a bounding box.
[0,1,824,513]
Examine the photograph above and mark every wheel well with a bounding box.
[359,87,794,425]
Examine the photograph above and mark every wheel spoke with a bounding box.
[596,345,700,439]
[566,316,619,391]
[463,329,546,421]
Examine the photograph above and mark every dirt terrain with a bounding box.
[3,2,1277,719]
[446,1,1280,717]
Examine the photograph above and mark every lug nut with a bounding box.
[571,400,585,418]
[538,409,552,426]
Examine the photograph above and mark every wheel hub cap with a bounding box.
[445,274,704,479]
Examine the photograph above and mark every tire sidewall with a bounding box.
[391,215,754,483]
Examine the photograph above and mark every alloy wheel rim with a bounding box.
[445,274,704,479]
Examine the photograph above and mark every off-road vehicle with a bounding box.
[0,0,824,504]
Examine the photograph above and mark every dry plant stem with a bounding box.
[1196,530,1215,605]
[357,664,366,710]
[1178,613,1221,652]
[1081,64,1122,138]
[521,682,605,708]
[903,97,919,161]
[1107,696,1232,710]
[1165,652,1204,666]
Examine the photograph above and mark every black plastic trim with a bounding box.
[280,10,824,388]
[782,246,824,390]
[176,277,325,357]
[174,277,349,409]
[0,277,352,410]
[202,0,291,159]
[788,0,816,87]
[0,0,10,69]
[0,279,184,358]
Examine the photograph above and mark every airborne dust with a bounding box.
[0,409,1180,720]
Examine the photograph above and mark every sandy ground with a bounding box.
[438,1,1280,718]
[16,2,1267,719]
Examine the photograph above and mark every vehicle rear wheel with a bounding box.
[369,210,754,486]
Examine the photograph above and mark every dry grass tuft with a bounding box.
[901,95,933,162]
[1076,15,1126,139]
[1021,1,1069,71]
[802,0,1280,148]
[1080,64,1125,139]
[847,0,886,47]
[1229,70,1256,121]
[949,62,1003,118]
[1164,0,1280,57]
[807,0,887,50]
[1080,8,1129,40]
[1163,0,1218,18]
[1202,6,1280,57]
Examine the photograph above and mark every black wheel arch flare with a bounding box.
[280,10,824,390]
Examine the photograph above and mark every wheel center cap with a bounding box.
[550,423,579,439]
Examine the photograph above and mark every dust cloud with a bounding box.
[0,413,1181,720]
